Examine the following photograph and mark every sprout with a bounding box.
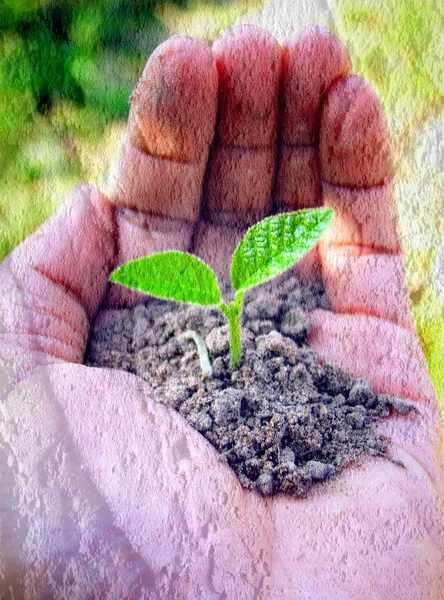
[110,209,334,369]
[182,330,213,378]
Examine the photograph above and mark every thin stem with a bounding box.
[228,306,241,368]
[220,291,244,369]
[182,330,212,378]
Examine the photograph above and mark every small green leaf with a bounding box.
[231,209,334,292]
[110,251,222,306]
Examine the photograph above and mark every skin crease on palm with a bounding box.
[1,23,444,599]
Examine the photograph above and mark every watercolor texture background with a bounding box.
[0,2,444,597]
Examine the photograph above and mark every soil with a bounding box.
[84,271,418,498]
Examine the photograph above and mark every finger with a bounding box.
[312,75,441,466]
[192,25,281,281]
[276,26,352,208]
[107,36,219,306]
[319,75,415,329]
[274,26,352,281]
[113,35,218,211]
[0,185,114,376]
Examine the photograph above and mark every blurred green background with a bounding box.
[0,0,258,262]
[0,0,443,426]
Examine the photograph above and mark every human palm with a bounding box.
[1,26,443,598]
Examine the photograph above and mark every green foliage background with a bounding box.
[0,0,161,258]
[0,0,247,261]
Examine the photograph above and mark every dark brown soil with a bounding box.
[84,271,418,498]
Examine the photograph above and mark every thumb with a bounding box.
[0,184,115,376]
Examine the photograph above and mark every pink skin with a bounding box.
[1,25,443,598]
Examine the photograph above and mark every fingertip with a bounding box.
[212,23,280,53]
[148,33,216,76]
[280,26,352,145]
[212,23,282,147]
[128,34,218,162]
[319,75,393,188]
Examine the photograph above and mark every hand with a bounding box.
[1,25,443,599]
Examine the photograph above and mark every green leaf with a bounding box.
[110,251,222,306]
[231,209,334,292]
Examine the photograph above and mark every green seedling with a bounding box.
[110,209,334,370]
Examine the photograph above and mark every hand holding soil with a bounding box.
[1,25,443,599]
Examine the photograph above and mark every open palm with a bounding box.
[1,26,443,599]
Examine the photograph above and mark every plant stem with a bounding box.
[228,306,241,368]
[182,330,212,378]
[220,291,244,369]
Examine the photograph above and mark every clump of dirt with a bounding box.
[85,271,418,498]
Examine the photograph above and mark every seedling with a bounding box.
[110,209,334,369]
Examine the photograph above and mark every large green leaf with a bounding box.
[110,251,222,306]
[231,209,334,292]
